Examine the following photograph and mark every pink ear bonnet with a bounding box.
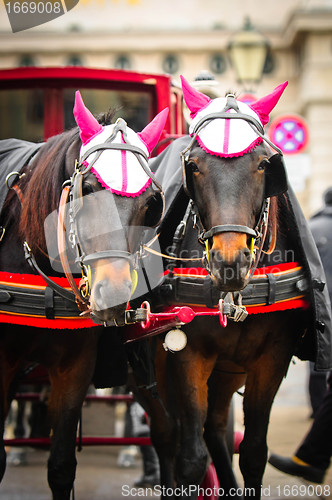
[181,76,287,158]
[73,91,168,197]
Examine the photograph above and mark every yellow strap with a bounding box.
[250,237,255,261]
[80,265,91,298]
[205,240,210,262]
[131,269,138,296]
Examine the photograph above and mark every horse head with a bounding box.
[181,76,288,291]
[70,92,168,323]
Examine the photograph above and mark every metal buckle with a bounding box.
[5,171,23,190]
[222,292,248,323]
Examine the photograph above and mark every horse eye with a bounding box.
[187,161,200,173]
[258,159,269,172]
[82,182,94,195]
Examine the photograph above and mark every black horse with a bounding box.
[128,78,331,499]
[0,92,168,499]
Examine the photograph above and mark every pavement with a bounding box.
[1,359,331,499]
[233,359,332,500]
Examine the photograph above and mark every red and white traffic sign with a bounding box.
[268,114,309,155]
[238,93,257,105]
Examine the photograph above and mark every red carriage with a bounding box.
[0,66,225,498]
[0,67,330,500]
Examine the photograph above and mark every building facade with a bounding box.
[1,0,332,215]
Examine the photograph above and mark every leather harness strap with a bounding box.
[23,242,76,303]
[201,224,257,240]
[57,186,89,311]
[159,265,309,310]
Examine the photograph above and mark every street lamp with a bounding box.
[227,17,269,91]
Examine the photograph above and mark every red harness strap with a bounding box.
[0,272,95,329]
[164,262,310,315]
[0,262,310,330]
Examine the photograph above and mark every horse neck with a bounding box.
[0,131,79,274]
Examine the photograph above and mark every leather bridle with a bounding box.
[181,94,286,277]
[12,119,164,324]
[56,118,165,313]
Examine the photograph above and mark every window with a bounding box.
[66,55,83,66]
[0,89,44,141]
[209,54,226,75]
[19,55,35,67]
[114,55,131,70]
[63,88,152,132]
[263,51,275,74]
[162,55,179,75]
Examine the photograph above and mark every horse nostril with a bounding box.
[209,247,251,267]
[93,280,107,303]
[243,247,251,262]
[209,249,222,264]
[92,278,132,313]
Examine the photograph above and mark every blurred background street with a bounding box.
[1,359,331,500]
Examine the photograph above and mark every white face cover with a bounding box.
[189,97,263,158]
[79,123,152,198]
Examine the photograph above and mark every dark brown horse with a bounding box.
[0,92,168,499]
[129,78,331,499]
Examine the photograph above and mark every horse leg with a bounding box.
[0,356,23,481]
[46,334,98,500]
[7,397,28,466]
[169,344,217,495]
[239,316,299,498]
[131,340,177,491]
[135,386,177,490]
[204,369,246,496]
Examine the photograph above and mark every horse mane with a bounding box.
[18,128,80,252]
[224,90,240,99]
[18,110,116,253]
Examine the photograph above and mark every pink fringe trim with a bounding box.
[91,167,152,198]
[195,135,263,158]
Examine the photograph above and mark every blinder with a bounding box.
[181,152,195,200]
[144,191,165,228]
[182,142,289,203]
[264,153,288,198]
[71,166,84,217]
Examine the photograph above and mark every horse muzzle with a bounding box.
[207,233,252,291]
[89,259,133,322]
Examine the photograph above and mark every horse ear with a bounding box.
[73,91,103,145]
[250,81,288,126]
[137,107,169,155]
[180,75,212,118]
